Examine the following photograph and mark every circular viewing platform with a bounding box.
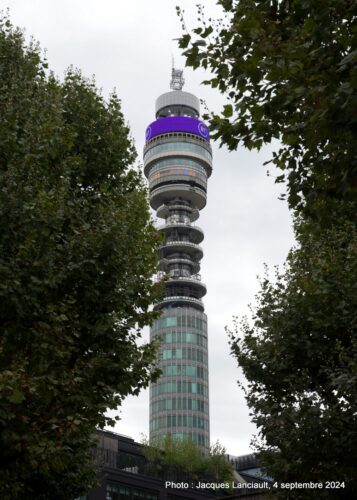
[157,204,199,222]
[157,223,204,245]
[150,184,207,211]
[166,276,207,299]
[153,295,204,312]
[160,240,203,261]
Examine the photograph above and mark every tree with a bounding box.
[178,1,357,495]
[0,17,161,499]
[141,435,235,488]
[229,217,357,498]
[178,0,357,218]
[204,440,236,486]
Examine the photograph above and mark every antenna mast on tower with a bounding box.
[170,61,185,90]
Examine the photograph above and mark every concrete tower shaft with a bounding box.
[144,84,212,451]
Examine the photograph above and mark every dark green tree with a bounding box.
[0,17,161,499]
[178,1,357,495]
[141,435,235,488]
[230,217,357,497]
[178,0,357,217]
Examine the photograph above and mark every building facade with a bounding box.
[85,430,271,500]
[144,72,212,450]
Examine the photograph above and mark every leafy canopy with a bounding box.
[178,1,357,496]
[141,434,235,488]
[178,0,357,216]
[229,217,357,497]
[0,16,161,500]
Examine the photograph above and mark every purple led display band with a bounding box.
[145,116,210,143]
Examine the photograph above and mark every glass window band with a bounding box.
[151,397,207,413]
[144,141,212,162]
[151,380,208,397]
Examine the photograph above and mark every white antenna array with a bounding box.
[170,61,185,91]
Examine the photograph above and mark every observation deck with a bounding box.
[157,222,204,244]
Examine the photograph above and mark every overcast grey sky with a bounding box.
[4,0,295,455]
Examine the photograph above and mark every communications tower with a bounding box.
[144,71,212,451]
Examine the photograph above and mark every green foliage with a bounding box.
[179,3,357,494]
[178,0,357,217]
[229,215,357,498]
[0,16,162,499]
[141,435,235,488]
[204,441,236,486]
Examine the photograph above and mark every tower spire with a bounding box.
[170,61,185,91]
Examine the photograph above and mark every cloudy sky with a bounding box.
[4,0,295,455]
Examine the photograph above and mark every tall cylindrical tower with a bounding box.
[144,73,212,451]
